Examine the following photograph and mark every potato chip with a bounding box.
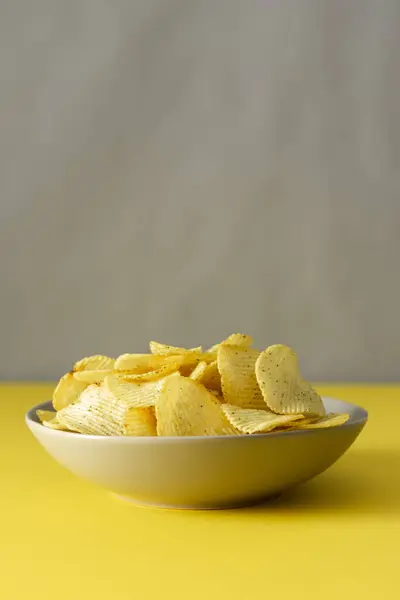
[255,345,325,416]
[208,333,253,353]
[218,345,266,409]
[37,409,57,423]
[221,404,304,434]
[52,373,88,411]
[73,355,115,372]
[149,341,202,355]
[189,361,209,381]
[57,384,156,436]
[119,358,183,382]
[294,413,350,429]
[73,369,113,384]
[124,408,157,436]
[36,410,71,431]
[105,374,164,407]
[115,353,180,372]
[156,375,238,436]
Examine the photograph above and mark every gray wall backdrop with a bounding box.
[1,1,399,382]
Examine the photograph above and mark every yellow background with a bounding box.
[1,384,399,599]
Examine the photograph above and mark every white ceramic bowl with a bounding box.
[26,397,367,509]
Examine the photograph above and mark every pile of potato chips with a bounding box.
[37,334,349,436]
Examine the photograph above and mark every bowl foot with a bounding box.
[112,493,282,510]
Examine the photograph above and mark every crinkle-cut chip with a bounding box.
[199,360,221,392]
[208,333,253,353]
[149,341,202,355]
[124,408,157,436]
[295,413,350,429]
[36,410,72,431]
[255,345,325,416]
[73,355,115,372]
[119,358,183,382]
[188,360,221,391]
[105,374,164,407]
[73,369,113,384]
[57,384,156,436]
[52,373,88,411]
[115,353,181,372]
[221,404,303,434]
[189,361,208,381]
[217,345,266,409]
[156,375,238,436]
[37,409,57,423]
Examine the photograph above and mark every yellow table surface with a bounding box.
[1,384,399,599]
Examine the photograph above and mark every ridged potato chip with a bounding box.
[189,360,221,392]
[114,353,179,372]
[208,333,253,353]
[37,409,57,423]
[37,410,72,431]
[156,375,238,436]
[218,345,266,409]
[73,369,113,384]
[52,373,88,411]
[124,408,158,436]
[293,413,350,429]
[73,355,115,372]
[149,341,202,355]
[221,404,304,434]
[255,345,325,416]
[57,384,156,436]
[105,374,164,407]
[120,358,183,382]
[189,361,208,381]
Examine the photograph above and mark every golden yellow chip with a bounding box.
[105,374,163,407]
[149,341,202,355]
[36,410,71,431]
[52,373,88,411]
[73,355,115,372]
[255,345,325,416]
[124,408,157,436]
[221,404,304,434]
[73,369,113,384]
[119,358,183,382]
[57,384,156,436]
[294,413,350,429]
[189,361,208,381]
[217,345,266,409]
[115,353,180,372]
[37,409,57,423]
[156,375,238,436]
[208,333,253,353]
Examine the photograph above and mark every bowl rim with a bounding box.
[25,397,368,443]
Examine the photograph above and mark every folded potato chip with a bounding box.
[52,373,88,411]
[156,375,238,436]
[221,404,304,434]
[255,345,325,416]
[119,358,183,382]
[218,345,266,409]
[189,361,209,381]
